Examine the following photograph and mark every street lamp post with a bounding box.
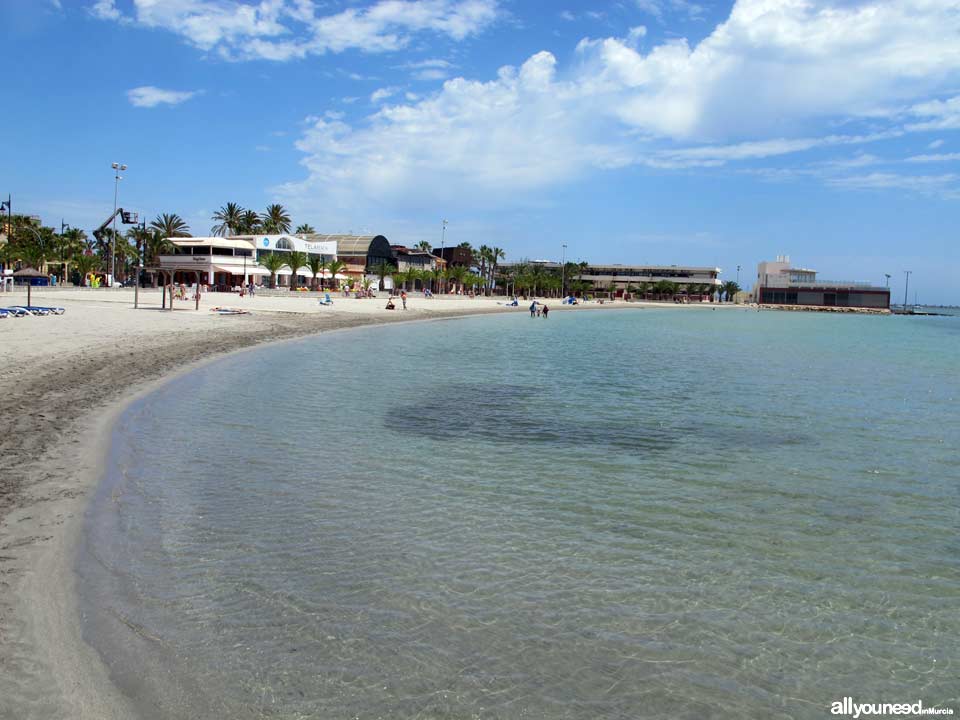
[440,219,447,293]
[560,243,567,298]
[903,270,912,312]
[111,162,127,285]
[736,265,741,286]
[884,273,891,288]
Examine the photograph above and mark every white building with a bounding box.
[155,235,337,289]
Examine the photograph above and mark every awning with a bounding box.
[213,265,268,275]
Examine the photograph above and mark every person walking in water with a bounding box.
[529,300,537,317]
[541,304,549,319]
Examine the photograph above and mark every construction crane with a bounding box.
[92,207,139,243]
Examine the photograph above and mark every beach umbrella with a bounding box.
[13,267,45,308]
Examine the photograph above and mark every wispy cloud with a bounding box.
[126,86,199,108]
[827,172,960,197]
[93,0,502,62]
[905,153,960,163]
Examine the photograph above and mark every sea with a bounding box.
[79,307,960,719]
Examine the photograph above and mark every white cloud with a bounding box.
[928,139,944,149]
[907,96,960,132]
[126,86,199,108]
[905,152,960,163]
[370,87,400,103]
[90,0,121,20]
[95,0,501,61]
[276,0,960,218]
[827,172,960,197]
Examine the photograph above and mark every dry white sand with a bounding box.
[0,287,733,718]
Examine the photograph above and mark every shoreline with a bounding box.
[0,290,722,718]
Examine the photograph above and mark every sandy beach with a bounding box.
[1,287,724,718]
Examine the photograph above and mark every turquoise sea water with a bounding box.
[80,308,960,719]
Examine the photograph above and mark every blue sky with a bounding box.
[2,0,959,302]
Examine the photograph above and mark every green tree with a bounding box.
[721,280,741,302]
[150,213,191,238]
[447,264,468,293]
[211,202,245,236]
[372,260,396,291]
[261,204,292,234]
[285,251,308,290]
[295,223,316,234]
[306,254,326,289]
[489,246,506,295]
[259,252,286,289]
[415,240,433,252]
[72,252,101,285]
[237,209,261,234]
[326,259,347,289]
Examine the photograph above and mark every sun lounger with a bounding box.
[23,305,64,315]
[10,306,50,316]
[318,293,334,306]
[0,307,28,317]
[33,306,66,315]
[210,307,250,315]
[0,308,8,318]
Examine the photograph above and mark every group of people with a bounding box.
[385,290,408,310]
[529,300,550,318]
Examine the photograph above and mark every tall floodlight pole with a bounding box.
[110,162,127,285]
[884,273,891,288]
[736,265,741,285]
[561,243,567,297]
[440,219,448,293]
[903,270,912,311]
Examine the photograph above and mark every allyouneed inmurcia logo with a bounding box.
[831,698,954,717]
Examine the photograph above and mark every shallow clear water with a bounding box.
[80,309,960,719]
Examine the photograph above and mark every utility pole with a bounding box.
[903,270,912,311]
[134,218,145,309]
[736,264,741,286]
[110,162,127,285]
[440,219,447,293]
[561,243,567,297]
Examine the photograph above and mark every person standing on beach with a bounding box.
[401,290,407,310]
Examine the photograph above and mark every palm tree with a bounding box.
[72,252,101,285]
[326,259,347,289]
[372,260,396,291]
[415,240,432,252]
[447,265,468,294]
[392,268,409,292]
[284,251,308,290]
[211,202,245,236]
[489,246,506,295]
[150,213,191,238]
[237,209,261,235]
[425,266,445,293]
[722,280,741,302]
[259,252,286,289]
[261,204,292,234]
[306,254,326,290]
[295,223,316,234]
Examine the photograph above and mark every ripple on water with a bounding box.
[79,310,960,719]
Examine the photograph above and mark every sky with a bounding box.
[2,0,959,302]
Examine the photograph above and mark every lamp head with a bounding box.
[121,164,128,171]
[112,162,119,169]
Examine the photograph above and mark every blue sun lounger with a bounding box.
[318,293,334,306]
[1,307,29,317]
[11,306,50,316]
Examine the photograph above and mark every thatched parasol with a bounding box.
[13,267,46,307]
